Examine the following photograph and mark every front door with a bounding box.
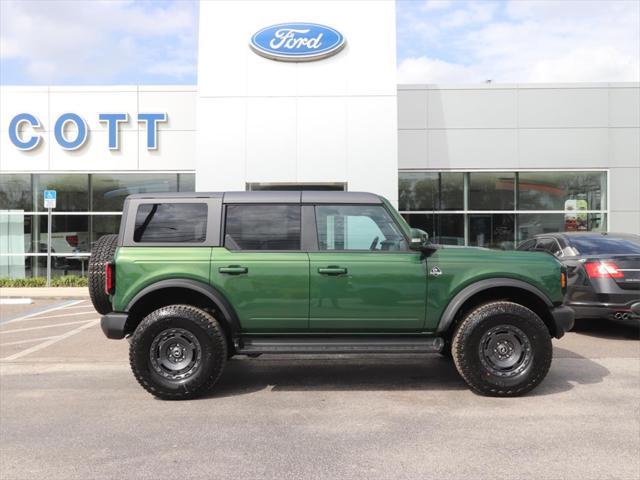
[308,204,427,331]
[210,204,309,332]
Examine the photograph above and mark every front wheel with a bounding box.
[129,305,227,400]
[452,301,552,397]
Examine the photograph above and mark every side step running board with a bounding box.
[236,336,444,354]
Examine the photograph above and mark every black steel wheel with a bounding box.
[129,305,227,400]
[452,301,552,397]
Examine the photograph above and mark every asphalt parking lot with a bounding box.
[1,299,638,480]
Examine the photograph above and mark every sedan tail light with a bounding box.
[585,261,624,279]
[105,262,115,295]
[66,235,79,247]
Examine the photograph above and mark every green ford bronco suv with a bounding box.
[89,191,574,399]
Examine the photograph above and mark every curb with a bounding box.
[0,287,90,299]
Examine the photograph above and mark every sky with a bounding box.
[1,0,638,85]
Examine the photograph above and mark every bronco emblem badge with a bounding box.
[430,266,442,277]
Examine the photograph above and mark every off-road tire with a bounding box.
[129,305,227,400]
[88,234,118,314]
[452,301,552,397]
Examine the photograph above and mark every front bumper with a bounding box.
[550,305,575,339]
[100,312,129,339]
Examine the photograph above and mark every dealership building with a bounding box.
[1,0,639,279]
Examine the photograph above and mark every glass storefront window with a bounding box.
[469,172,515,210]
[38,215,90,253]
[37,174,89,212]
[517,213,606,242]
[92,173,178,212]
[0,174,32,211]
[469,214,515,250]
[399,172,463,211]
[90,216,123,249]
[399,172,438,211]
[440,173,464,210]
[518,171,606,210]
[401,213,465,246]
[178,173,196,192]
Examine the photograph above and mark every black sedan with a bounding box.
[517,232,640,322]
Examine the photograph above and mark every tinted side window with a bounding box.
[315,205,407,251]
[517,239,536,251]
[225,205,301,250]
[134,203,207,243]
[536,238,562,256]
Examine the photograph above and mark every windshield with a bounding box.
[570,235,640,255]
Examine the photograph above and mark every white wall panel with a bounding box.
[610,128,640,168]
[49,89,137,131]
[398,131,428,169]
[138,90,197,131]
[518,88,609,128]
[0,88,48,133]
[609,211,640,234]
[609,87,640,127]
[428,89,517,129]
[245,97,297,182]
[609,167,640,213]
[0,133,50,171]
[139,131,196,171]
[428,129,518,169]
[297,97,347,182]
[518,128,608,168]
[196,99,246,191]
[347,97,398,204]
[49,130,138,171]
[398,90,428,130]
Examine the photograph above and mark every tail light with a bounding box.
[585,261,624,279]
[105,262,115,295]
[66,235,79,247]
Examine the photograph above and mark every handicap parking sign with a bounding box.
[44,190,57,209]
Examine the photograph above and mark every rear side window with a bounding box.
[134,203,208,243]
[570,235,640,255]
[536,238,563,257]
[225,205,301,250]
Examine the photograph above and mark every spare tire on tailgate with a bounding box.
[88,234,118,314]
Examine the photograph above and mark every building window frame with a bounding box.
[399,168,609,248]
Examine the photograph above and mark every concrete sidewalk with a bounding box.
[0,287,89,299]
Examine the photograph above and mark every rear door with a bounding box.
[308,204,427,331]
[210,203,309,332]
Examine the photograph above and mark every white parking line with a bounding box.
[8,310,98,323]
[0,319,99,335]
[1,320,100,361]
[1,300,85,325]
[56,304,91,311]
[1,335,61,347]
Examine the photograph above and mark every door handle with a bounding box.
[318,267,347,275]
[219,266,248,275]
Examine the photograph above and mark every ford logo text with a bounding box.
[250,23,346,62]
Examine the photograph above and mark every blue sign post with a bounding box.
[44,190,57,287]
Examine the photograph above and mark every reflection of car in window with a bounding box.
[91,191,574,400]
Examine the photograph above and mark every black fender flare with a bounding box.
[436,278,554,334]
[125,279,242,336]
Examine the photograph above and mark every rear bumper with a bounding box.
[550,305,575,339]
[567,301,640,321]
[100,312,129,339]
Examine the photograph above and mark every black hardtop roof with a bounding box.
[125,191,383,204]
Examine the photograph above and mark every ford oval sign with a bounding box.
[250,23,346,62]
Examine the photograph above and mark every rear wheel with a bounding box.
[88,234,118,314]
[452,301,552,397]
[129,305,227,400]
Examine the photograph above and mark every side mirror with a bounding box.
[409,228,430,251]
